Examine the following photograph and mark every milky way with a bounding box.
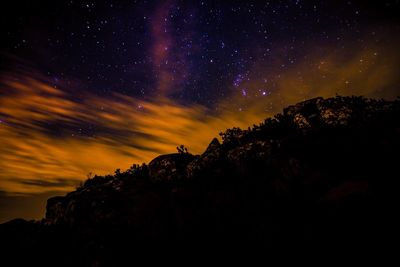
[0,0,399,222]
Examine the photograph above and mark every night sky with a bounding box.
[1,0,400,222]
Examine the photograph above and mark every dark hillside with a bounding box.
[1,96,399,265]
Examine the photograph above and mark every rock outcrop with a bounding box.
[148,152,195,182]
[186,137,223,179]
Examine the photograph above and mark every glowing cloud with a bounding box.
[0,75,265,195]
[0,37,399,198]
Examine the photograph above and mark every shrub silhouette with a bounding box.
[176,144,189,154]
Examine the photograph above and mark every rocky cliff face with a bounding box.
[1,96,399,265]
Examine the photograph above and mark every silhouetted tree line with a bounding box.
[220,95,399,147]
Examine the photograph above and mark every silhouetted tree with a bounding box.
[219,127,245,148]
[177,145,189,154]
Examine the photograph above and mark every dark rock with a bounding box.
[283,97,323,116]
[186,138,223,179]
[148,152,195,182]
[226,140,271,175]
[45,196,66,224]
[205,137,221,153]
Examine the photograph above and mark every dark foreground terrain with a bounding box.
[1,96,399,265]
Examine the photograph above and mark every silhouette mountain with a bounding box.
[1,96,399,265]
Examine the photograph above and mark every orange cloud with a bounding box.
[0,75,266,195]
[225,36,400,112]
[0,36,399,199]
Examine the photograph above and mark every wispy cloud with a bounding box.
[0,74,266,195]
[0,37,398,196]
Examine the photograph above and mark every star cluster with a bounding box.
[2,1,399,103]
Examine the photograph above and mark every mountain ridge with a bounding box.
[1,95,399,265]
